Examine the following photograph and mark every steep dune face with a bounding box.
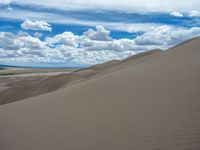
[0,49,161,105]
[0,38,200,150]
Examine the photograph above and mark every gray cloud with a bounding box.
[34,32,43,38]
[83,26,112,41]
[0,32,21,50]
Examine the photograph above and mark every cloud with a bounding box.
[46,32,77,47]
[18,34,46,50]
[169,10,200,18]
[13,0,200,13]
[83,26,112,41]
[0,28,147,66]
[135,25,200,49]
[0,31,45,51]
[0,8,165,33]
[80,38,147,52]
[1,25,200,66]
[7,6,12,11]
[0,32,21,50]
[34,32,43,38]
[170,11,184,17]
[21,20,52,31]
[189,10,200,17]
[0,0,12,5]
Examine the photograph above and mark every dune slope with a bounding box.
[0,49,161,105]
[0,38,200,150]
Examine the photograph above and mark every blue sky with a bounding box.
[0,0,200,67]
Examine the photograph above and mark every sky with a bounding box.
[0,0,200,67]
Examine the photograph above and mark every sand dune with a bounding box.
[0,49,161,105]
[0,37,200,150]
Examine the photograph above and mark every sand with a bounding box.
[0,72,72,105]
[0,49,161,105]
[0,37,200,150]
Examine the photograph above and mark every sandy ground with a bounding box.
[0,71,70,92]
[0,71,72,105]
[0,38,200,150]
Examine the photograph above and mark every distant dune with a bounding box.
[0,37,200,150]
[0,49,161,105]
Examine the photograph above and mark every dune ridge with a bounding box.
[0,37,200,150]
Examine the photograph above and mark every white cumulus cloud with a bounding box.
[18,34,46,50]
[170,11,184,17]
[21,20,52,31]
[1,25,200,66]
[46,32,77,47]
